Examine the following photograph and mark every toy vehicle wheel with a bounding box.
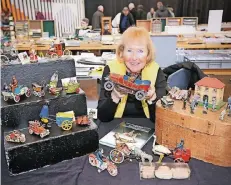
[1,55,10,65]
[51,53,58,59]
[14,95,20,103]
[135,90,146,101]
[40,133,44,138]
[25,89,31,97]
[20,136,26,142]
[61,120,73,130]
[28,129,33,135]
[3,96,8,101]
[5,135,10,141]
[107,163,118,176]
[109,149,124,164]
[104,81,114,91]
[89,154,97,166]
[41,91,45,97]
[63,50,72,55]
[174,158,185,163]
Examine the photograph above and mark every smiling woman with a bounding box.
[97,27,167,123]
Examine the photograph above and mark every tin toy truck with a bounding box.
[5,130,26,143]
[89,148,118,176]
[104,73,151,101]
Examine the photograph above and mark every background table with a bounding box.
[2,118,231,185]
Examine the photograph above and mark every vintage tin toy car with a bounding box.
[5,130,26,143]
[89,148,118,176]
[32,82,46,97]
[76,115,90,126]
[28,120,50,138]
[173,139,191,163]
[62,80,80,94]
[160,96,174,108]
[104,73,151,101]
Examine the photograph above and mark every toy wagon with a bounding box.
[2,85,31,102]
[104,73,151,101]
[32,82,45,97]
[63,81,80,94]
[56,111,75,131]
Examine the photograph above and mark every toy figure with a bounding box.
[9,76,18,92]
[49,71,59,88]
[227,96,231,116]
[29,49,38,63]
[96,148,104,167]
[219,109,226,121]
[176,139,184,150]
[212,97,216,111]
[3,83,10,92]
[40,104,52,127]
[203,98,209,114]
[182,97,187,110]
[132,147,153,164]
[187,88,192,102]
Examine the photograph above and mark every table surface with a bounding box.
[2,118,231,185]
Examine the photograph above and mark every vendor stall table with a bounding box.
[2,118,231,185]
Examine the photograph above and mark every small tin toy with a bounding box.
[5,130,26,143]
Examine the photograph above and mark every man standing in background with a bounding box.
[119,7,135,33]
[128,3,137,24]
[155,1,172,17]
[35,8,45,20]
[92,5,104,30]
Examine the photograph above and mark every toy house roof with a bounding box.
[195,77,225,89]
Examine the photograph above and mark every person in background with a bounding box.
[1,8,12,25]
[136,5,147,20]
[147,8,156,19]
[81,18,90,28]
[155,1,172,17]
[77,18,91,37]
[35,8,45,20]
[112,12,121,28]
[128,3,137,24]
[119,7,135,34]
[97,27,166,122]
[167,6,175,17]
[92,5,104,30]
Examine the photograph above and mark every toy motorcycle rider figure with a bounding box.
[9,76,18,92]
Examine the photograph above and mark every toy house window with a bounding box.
[197,86,201,91]
[213,89,217,93]
[205,87,209,93]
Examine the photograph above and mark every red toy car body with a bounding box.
[76,115,90,126]
[28,120,50,138]
[173,149,191,163]
[5,130,26,143]
[104,73,151,101]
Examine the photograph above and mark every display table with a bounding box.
[2,118,231,185]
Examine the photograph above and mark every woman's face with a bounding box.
[122,40,148,73]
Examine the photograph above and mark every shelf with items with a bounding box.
[15,20,29,40]
[1,14,15,41]
[166,17,182,26]
[182,17,198,28]
[101,17,112,35]
[29,20,43,38]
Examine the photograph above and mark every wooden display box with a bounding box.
[155,100,231,167]
[101,17,112,35]
[136,20,152,32]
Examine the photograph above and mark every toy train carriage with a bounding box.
[56,111,75,131]
[104,73,151,101]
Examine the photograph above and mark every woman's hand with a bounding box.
[146,87,157,104]
[111,87,126,104]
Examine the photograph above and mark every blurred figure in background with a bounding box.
[128,3,137,24]
[136,5,147,20]
[167,6,175,17]
[156,2,172,17]
[35,8,45,20]
[92,5,104,29]
[119,7,135,34]
[147,8,156,19]
[112,12,121,28]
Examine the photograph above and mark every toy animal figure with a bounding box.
[133,147,153,164]
[219,109,226,121]
[152,135,171,163]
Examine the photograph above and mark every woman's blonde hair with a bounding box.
[116,27,155,64]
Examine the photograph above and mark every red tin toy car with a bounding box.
[173,139,191,163]
[28,120,50,138]
[76,115,91,126]
[104,73,151,101]
[5,130,26,143]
